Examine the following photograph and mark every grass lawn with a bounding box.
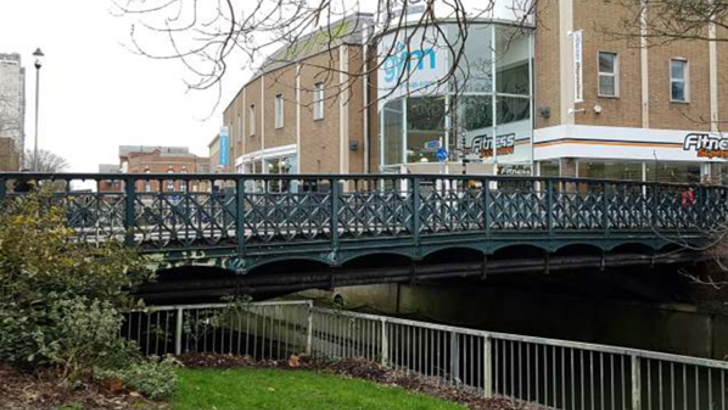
[172,367,466,410]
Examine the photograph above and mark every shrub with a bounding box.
[0,191,152,378]
[95,356,181,399]
[41,297,138,379]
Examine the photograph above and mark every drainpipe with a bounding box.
[363,20,371,174]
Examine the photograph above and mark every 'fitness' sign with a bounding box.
[684,133,728,159]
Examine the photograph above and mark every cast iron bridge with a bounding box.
[1,173,724,299]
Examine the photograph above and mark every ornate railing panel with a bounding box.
[0,173,725,255]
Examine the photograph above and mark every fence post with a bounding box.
[412,176,421,246]
[484,336,493,398]
[236,178,246,258]
[306,308,313,356]
[631,355,642,410]
[175,307,184,356]
[603,181,610,236]
[546,179,554,237]
[331,178,341,254]
[380,318,388,366]
[124,176,136,246]
[450,331,460,384]
[483,178,490,239]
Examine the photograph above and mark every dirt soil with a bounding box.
[1,354,531,410]
[177,353,531,410]
[0,362,165,410]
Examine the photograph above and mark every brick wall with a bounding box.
[298,49,342,174]
[264,64,298,150]
[647,37,711,131]
[573,0,643,128]
[534,0,561,129]
[0,137,19,171]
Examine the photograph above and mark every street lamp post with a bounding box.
[32,48,44,172]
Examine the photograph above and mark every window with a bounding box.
[670,59,689,102]
[248,104,256,136]
[166,168,174,192]
[237,114,242,142]
[598,52,619,97]
[144,168,151,192]
[313,83,325,120]
[275,94,285,129]
[180,167,187,193]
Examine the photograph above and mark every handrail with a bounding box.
[0,172,721,188]
[309,306,728,370]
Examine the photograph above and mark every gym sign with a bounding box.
[471,133,516,159]
[683,133,728,159]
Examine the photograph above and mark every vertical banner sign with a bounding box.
[219,126,230,168]
[572,30,584,104]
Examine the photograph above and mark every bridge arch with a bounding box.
[553,243,604,256]
[658,243,691,254]
[155,264,236,278]
[340,251,414,269]
[246,257,331,275]
[490,243,549,258]
[422,246,484,264]
[608,242,658,255]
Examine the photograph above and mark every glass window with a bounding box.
[166,169,174,192]
[274,94,284,129]
[497,96,530,125]
[454,95,493,159]
[248,105,256,136]
[578,160,642,181]
[496,27,531,96]
[671,59,688,102]
[539,160,560,177]
[237,114,242,143]
[406,97,446,163]
[598,52,618,97]
[646,162,700,183]
[180,167,187,192]
[313,83,325,120]
[449,24,494,93]
[383,99,404,165]
[144,169,151,192]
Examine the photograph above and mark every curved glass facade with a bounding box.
[378,23,534,175]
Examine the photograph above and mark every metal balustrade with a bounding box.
[127,301,728,410]
[1,173,725,259]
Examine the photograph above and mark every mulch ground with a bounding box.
[0,362,165,410]
[177,353,530,410]
[0,354,530,409]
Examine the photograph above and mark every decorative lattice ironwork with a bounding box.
[0,173,724,257]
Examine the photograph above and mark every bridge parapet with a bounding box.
[0,173,724,270]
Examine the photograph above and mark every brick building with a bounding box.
[221,2,728,184]
[99,146,210,192]
[222,14,372,177]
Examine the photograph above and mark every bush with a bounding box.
[41,297,139,379]
[95,356,181,399]
[0,191,152,379]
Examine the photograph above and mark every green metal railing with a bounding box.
[0,173,724,256]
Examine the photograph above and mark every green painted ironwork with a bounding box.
[0,173,723,271]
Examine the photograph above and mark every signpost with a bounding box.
[436,147,449,162]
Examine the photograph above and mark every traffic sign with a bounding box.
[436,147,448,162]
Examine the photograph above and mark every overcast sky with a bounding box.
[0,0,250,172]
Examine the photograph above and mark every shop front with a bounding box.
[378,20,535,176]
[534,126,728,184]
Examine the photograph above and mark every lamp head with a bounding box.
[32,48,44,69]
